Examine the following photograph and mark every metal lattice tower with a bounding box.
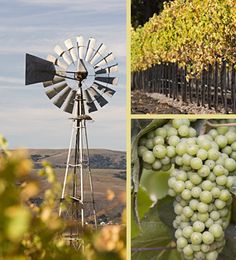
[25,35,118,247]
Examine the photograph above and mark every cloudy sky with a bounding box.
[0,0,126,151]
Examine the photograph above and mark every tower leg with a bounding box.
[84,121,97,229]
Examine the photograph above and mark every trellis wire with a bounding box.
[131,62,236,113]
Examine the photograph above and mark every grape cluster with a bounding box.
[137,119,236,260]
[138,119,197,172]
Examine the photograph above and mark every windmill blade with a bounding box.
[53,87,71,108]
[54,44,72,66]
[43,76,65,88]
[88,87,108,107]
[63,90,76,114]
[95,76,118,85]
[76,36,85,60]
[47,54,68,71]
[95,63,118,74]
[94,52,115,67]
[84,89,98,113]
[90,43,107,65]
[85,38,96,62]
[45,82,68,99]
[64,39,77,63]
[93,83,116,97]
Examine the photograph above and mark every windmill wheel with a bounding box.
[40,36,118,114]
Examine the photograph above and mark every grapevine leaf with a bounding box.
[156,196,176,236]
[131,187,153,239]
[131,205,182,260]
[140,169,170,201]
[219,224,236,260]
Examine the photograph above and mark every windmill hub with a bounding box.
[75,71,88,81]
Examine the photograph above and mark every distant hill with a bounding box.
[28,149,126,170]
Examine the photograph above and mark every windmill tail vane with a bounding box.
[25,35,118,246]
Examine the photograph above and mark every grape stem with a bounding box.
[206,121,236,128]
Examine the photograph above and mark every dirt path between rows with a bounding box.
[131,91,223,114]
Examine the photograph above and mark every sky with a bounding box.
[0,0,126,151]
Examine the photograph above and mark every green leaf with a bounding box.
[140,169,170,201]
[131,206,181,260]
[156,196,176,236]
[219,224,236,260]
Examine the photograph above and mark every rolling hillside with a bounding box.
[28,149,126,170]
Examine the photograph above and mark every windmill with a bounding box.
[25,36,118,246]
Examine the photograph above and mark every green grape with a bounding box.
[204,160,215,170]
[176,142,187,156]
[201,180,213,191]
[200,191,213,204]
[183,245,193,256]
[197,149,208,160]
[216,175,227,186]
[224,158,236,172]
[213,165,225,176]
[190,232,202,245]
[208,129,218,139]
[178,125,190,137]
[217,126,229,135]
[183,206,194,218]
[176,170,187,181]
[181,189,192,200]
[173,181,185,193]
[198,165,210,177]
[142,150,155,164]
[206,251,218,260]
[197,212,209,222]
[176,237,188,249]
[152,159,162,170]
[191,187,202,198]
[215,135,228,149]
[182,153,193,166]
[138,146,148,157]
[219,189,231,201]
[161,156,170,165]
[189,127,197,137]
[190,173,202,185]
[222,146,232,155]
[210,211,220,221]
[145,138,154,149]
[189,199,199,211]
[187,144,199,156]
[153,144,167,159]
[167,127,178,137]
[153,136,165,145]
[168,135,180,146]
[209,224,223,239]
[166,146,176,158]
[214,199,226,210]
[208,148,220,161]
[197,202,208,213]
[182,226,193,239]
[175,156,184,166]
[190,158,203,170]
[202,231,214,245]
[155,127,167,138]
[193,221,205,233]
